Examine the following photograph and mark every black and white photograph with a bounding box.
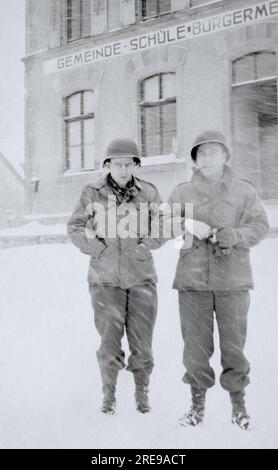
[0,0,278,451]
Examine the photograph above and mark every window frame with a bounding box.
[231,51,278,199]
[64,90,95,172]
[232,51,277,88]
[140,0,172,21]
[66,0,91,43]
[140,72,177,157]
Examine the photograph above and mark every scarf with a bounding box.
[107,174,137,204]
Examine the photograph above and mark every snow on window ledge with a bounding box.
[55,156,183,181]
[141,154,180,166]
[56,169,104,182]
[190,1,224,10]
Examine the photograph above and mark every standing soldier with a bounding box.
[67,138,162,415]
[168,130,269,429]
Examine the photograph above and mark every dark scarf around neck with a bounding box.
[107,174,136,203]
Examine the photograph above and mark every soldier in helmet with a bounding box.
[67,138,162,415]
[168,130,269,430]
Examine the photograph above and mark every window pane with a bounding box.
[68,0,81,40]
[257,80,278,198]
[256,52,276,80]
[143,106,160,156]
[232,79,278,198]
[69,19,80,41]
[142,0,171,17]
[142,0,158,18]
[108,0,121,30]
[67,0,92,40]
[233,55,255,84]
[143,76,159,102]
[257,80,277,126]
[159,0,171,14]
[84,144,95,169]
[233,83,261,185]
[69,146,82,171]
[83,91,95,115]
[65,89,96,172]
[69,121,81,146]
[162,73,176,99]
[84,118,95,144]
[71,0,81,21]
[162,102,177,154]
[94,0,106,16]
[67,93,81,117]
[82,0,92,37]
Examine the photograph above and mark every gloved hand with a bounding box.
[216,227,238,248]
[184,219,211,240]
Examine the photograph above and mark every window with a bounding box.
[141,0,171,20]
[66,0,91,42]
[232,52,278,199]
[63,0,135,40]
[140,73,177,157]
[64,91,95,171]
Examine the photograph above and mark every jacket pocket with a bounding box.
[133,243,151,261]
[229,247,253,288]
[180,239,200,257]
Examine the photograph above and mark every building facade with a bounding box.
[24,0,278,218]
[0,152,24,227]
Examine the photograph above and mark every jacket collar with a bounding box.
[90,174,142,198]
[192,164,234,191]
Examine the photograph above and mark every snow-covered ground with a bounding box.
[0,221,67,237]
[0,238,278,449]
[265,205,278,228]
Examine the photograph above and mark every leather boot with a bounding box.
[230,390,250,430]
[134,372,151,413]
[179,387,207,427]
[100,368,118,415]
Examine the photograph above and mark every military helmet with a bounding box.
[103,138,141,166]
[191,130,231,161]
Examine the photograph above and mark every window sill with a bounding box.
[55,169,103,184]
[141,11,173,22]
[190,0,224,10]
[55,156,184,183]
[141,154,182,166]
